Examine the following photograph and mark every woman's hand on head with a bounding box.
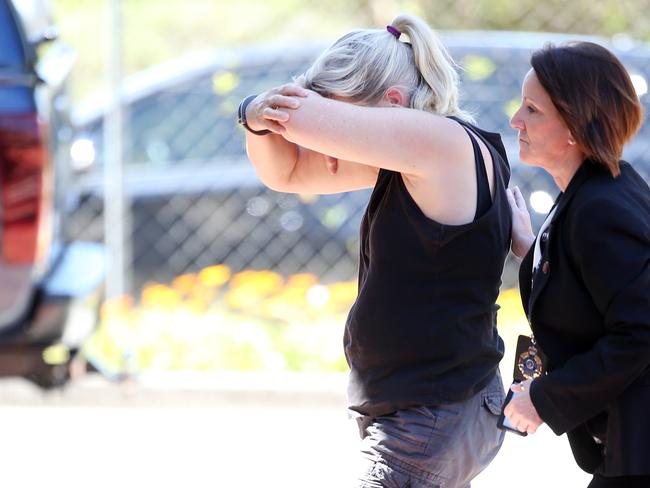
[246,83,309,134]
[257,82,339,174]
[506,186,535,259]
[504,379,544,435]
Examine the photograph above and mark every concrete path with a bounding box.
[0,373,591,487]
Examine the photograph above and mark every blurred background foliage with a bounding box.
[54,0,649,103]
[85,267,529,376]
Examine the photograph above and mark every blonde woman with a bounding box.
[239,14,511,487]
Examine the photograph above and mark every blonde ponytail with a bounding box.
[302,13,472,121]
[391,14,472,121]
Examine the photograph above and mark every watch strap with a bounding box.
[238,95,271,135]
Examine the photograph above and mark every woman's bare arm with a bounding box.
[244,84,378,194]
[279,89,470,181]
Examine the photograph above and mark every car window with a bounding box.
[81,50,317,168]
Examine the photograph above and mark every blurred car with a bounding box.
[0,0,104,387]
[68,32,650,291]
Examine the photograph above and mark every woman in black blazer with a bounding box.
[504,42,650,488]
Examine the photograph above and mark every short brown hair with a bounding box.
[531,41,644,177]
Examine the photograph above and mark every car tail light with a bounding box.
[0,113,52,266]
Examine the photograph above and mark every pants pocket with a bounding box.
[482,388,505,417]
[370,408,440,452]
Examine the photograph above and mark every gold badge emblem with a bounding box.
[517,344,544,380]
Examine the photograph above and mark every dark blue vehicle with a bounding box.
[0,0,104,387]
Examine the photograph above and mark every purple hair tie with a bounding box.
[386,25,401,39]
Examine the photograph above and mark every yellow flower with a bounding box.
[230,270,284,297]
[141,283,181,309]
[100,295,134,320]
[327,281,358,310]
[172,273,198,295]
[497,289,526,323]
[198,264,231,288]
[286,273,319,289]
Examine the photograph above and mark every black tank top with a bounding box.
[344,118,511,416]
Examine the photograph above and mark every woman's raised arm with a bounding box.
[243,85,378,195]
[278,88,470,181]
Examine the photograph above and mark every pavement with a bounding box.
[0,372,591,488]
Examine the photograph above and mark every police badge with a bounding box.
[497,335,548,436]
[513,335,547,382]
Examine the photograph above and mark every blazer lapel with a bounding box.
[521,162,596,321]
[545,163,594,225]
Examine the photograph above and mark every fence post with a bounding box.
[103,0,130,301]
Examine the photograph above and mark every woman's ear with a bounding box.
[383,87,408,107]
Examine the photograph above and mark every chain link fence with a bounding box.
[67,42,650,281]
[55,0,650,372]
[50,0,650,373]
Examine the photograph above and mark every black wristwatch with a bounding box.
[238,95,271,136]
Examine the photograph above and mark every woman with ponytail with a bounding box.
[239,14,511,487]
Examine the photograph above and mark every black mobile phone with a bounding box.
[497,388,528,436]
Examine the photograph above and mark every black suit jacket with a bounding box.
[519,161,650,476]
